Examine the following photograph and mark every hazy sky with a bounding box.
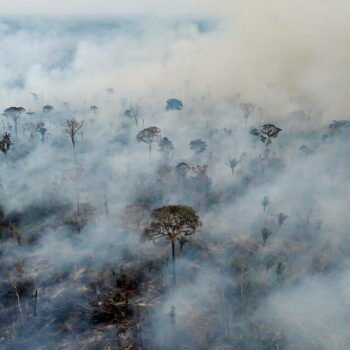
[0,0,209,16]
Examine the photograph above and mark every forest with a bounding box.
[1,3,350,350]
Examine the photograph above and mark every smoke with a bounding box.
[0,2,349,350]
[2,0,350,120]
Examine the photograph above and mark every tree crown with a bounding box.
[144,205,201,241]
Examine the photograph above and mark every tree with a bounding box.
[144,205,201,285]
[263,256,276,272]
[64,118,84,162]
[159,137,174,159]
[136,127,161,164]
[165,99,183,111]
[42,105,53,113]
[229,158,240,174]
[261,228,272,246]
[0,132,12,160]
[250,124,282,149]
[175,162,190,177]
[91,105,98,113]
[261,196,271,211]
[240,102,255,125]
[3,107,25,138]
[260,124,282,148]
[276,212,288,227]
[124,105,142,128]
[36,122,47,143]
[190,138,207,154]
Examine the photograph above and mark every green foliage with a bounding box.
[144,205,201,241]
[261,228,272,246]
[263,256,276,272]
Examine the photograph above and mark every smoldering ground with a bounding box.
[0,2,350,350]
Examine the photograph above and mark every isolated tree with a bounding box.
[144,205,201,284]
[124,105,142,128]
[64,118,84,161]
[250,124,282,148]
[0,132,12,159]
[42,105,53,113]
[36,122,47,143]
[261,228,272,246]
[260,124,282,147]
[276,212,288,227]
[91,105,98,113]
[166,99,183,111]
[136,126,161,164]
[229,158,240,174]
[240,102,255,125]
[3,107,25,138]
[190,138,207,154]
[263,256,276,272]
[261,196,271,211]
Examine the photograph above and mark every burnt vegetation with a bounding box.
[0,92,348,350]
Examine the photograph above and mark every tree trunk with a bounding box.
[149,143,152,165]
[171,240,176,285]
[240,262,245,297]
[33,289,38,317]
[104,194,109,217]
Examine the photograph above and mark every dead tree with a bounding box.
[64,118,84,162]
[124,105,143,128]
[144,205,201,285]
[239,102,255,125]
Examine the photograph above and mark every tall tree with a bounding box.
[144,205,201,285]
[136,127,161,164]
[125,105,142,128]
[0,132,12,161]
[64,118,84,163]
[36,122,47,143]
[3,107,25,138]
[240,102,255,125]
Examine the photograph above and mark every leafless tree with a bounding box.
[136,126,161,164]
[64,118,84,162]
[144,205,201,285]
[125,105,143,128]
[240,102,255,125]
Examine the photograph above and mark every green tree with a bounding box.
[261,228,272,246]
[144,205,201,285]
